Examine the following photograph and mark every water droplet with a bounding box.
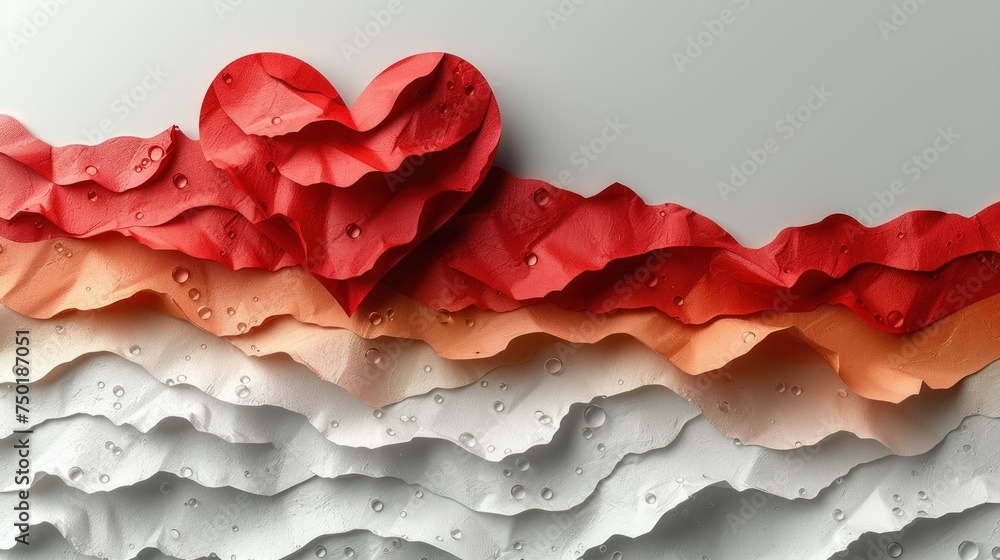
[493,401,505,412]
[134,165,143,173]
[186,498,198,508]
[533,189,551,207]
[465,84,474,95]
[197,306,212,320]
[581,427,594,440]
[794,441,802,448]
[55,325,64,334]
[459,433,477,447]
[540,487,553,500]
[790,385,802,396]
[188,288,201,301]
[524,253,538,266]
[537,413,552,425]
[235,385,250,398]
[893,494,902,503]
[112,446,122,456]
[222,72,233,84]
[243,470,251,478]
[832,509,844,521]
[436,309,452,324]
[584,405,606,427]
[917,490,927,500]
[840,244,848,253]
[959,542,981,560]
[170,529,180,540]
[511,485,526,499]
[451,529,463,540]
[597,443,607,452]
[265,161,278,173]
[575,466,583,475]
[837,388,849,398]
[742,331,755,343]
[385,308,395,321]
[126,345,141,357]
[499,382,508,390]
[434,394,444,404]
[172,173,188,189]
[365,348,381,364]
[992,546,1000,559]
[717,401,731,413]
[172,267,190,283]
[87,190,98,202]
[386,428,395,436]
[112,386,124,397]
[68,467,84,481]
[271,116,282,125]
[963,444,972,452]
[673,295,684,306]
[373,409,384,418]
[516,458,530,471]
[180,467,193,477]
[544,357,563,374]
[330,420,339,428]
[886,542,902,558]
[371,499,384,512]
[887,310,905,328]
[369,312,383,326]
[135,212,144,220]
[85,165,98,175]
[314,546,327,558]
[892,507,904,517]
[159,482,172,494]
[465,317,475,327]
[237,322,248,333]
[645,493,657,504]
[423,365,433,373]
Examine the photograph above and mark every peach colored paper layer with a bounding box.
[6,302,996,456]
[2,235,999,402]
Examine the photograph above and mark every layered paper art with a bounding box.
[2,50,999,560]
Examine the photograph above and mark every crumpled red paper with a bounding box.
[0,52,501,313]
[385,168,1000,332]
[1,51,999,330]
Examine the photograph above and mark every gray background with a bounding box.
[0,0,996,246]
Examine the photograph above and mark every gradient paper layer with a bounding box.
[1,50,999,560]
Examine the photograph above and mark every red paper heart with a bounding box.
[0,52,502,313]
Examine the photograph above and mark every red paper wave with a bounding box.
[0,52,501,313]
[1,51,998,331]
[384,168,1000,332]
